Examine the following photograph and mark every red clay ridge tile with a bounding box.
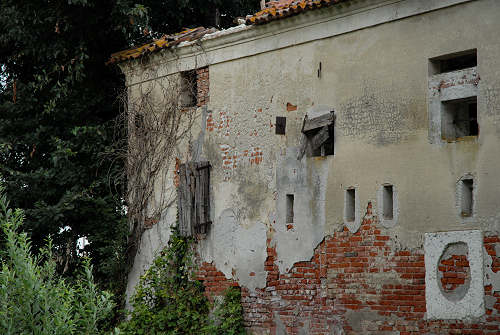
[246,0,349,25]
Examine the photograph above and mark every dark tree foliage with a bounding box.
[139,0,260,38]
[0,0,143,295]
[0,0,259,308]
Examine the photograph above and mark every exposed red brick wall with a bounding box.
[439,254,470,292]
[196,262,239,300]
[196,67,209,107]
[196,202,500,334]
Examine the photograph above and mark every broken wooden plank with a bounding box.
[178,164,192,237]
[309,126,330,151]
[297,133,308,160]
[302,112,335,132]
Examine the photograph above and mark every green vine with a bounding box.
[118,226,246,335]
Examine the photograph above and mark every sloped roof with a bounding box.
[108,27,216,64]
[246,0,348,25]
[109,1,350,64]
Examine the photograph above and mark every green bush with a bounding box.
[119,227,246,335]
[0,192,114,335]
[206,287,246,335]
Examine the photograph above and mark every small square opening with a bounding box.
[383,185,394,220]
[441,97,478,141]
[430,49,477,75]
[286,194,294,223]
[461,179,473,217]
[345,189,355,222]
[276,116,286,135]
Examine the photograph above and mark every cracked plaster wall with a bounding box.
[121,0,500,327]
[195,0,500,303]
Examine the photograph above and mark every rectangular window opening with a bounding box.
[180,70,197,107]
[430,49,477,75]
[383,185,394,220]
[441,97,478,141]
[345,189,355,222]
[286,194,294,223]
[276,116,286,135]
[461,179,473,217]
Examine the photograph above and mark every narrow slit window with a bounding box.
[461,179,473,217]
[286,194,294,223]
[345,189,355,222]
[383,185,394,220]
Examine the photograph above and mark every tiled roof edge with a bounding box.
[108,27,217,65]
[245,0,348,25]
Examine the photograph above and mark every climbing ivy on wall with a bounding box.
[119,226,246,335]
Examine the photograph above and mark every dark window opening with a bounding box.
[276,116,286,135]
[441,97,478,141]
[177,161,211,236]
[180,70,197,107]
[461,179,473,217]
[298,111,335,159]
[345,188,355,222]
[383,185,394,220]
[430,49,477,74]
[286,194,294,223]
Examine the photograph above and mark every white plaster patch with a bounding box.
[275,147,328,274]
[200,207,267,291]
[424,230,484,319]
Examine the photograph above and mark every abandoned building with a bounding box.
[110,0,500,333]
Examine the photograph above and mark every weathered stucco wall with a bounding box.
[122,0,500,332]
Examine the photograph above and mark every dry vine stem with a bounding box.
[113,56,199,265]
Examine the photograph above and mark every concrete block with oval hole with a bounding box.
[424,230,484,319]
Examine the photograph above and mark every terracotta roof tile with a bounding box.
[246,0,348,25]
[110,1,350,64]
[108,27,217,64]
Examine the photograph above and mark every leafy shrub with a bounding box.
[0,192,114,335]
[119,227,246,335]
[206,287,246,335]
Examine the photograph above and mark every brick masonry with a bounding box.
[438,253,470,293]
[196,202,500,334]
[196,67,209,107]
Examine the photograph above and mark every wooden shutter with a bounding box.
[177,161,211,236]
[195,162,211,234]
[297,111,335,159]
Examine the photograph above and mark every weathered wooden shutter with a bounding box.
[297,111,335,159]
[195,162,211,234]
[177,161,211,236]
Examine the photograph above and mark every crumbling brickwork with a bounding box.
[196,67,209,107]
[197,202,500,334]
